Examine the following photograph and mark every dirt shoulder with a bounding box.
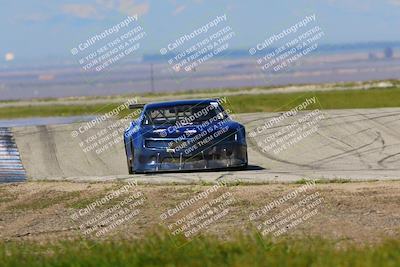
[0,180,399,244]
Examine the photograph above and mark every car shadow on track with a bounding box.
[140,164,264,175]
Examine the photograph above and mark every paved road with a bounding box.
[12,108,400,184]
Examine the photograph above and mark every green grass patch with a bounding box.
[225,87,400,113]
[8,191,81,211]
[1,232,399,267]
[0,103,127,119]
[1,87,400,119]
[0,187,18,202]
[68,186,127,210]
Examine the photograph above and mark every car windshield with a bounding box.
[143,103,224,126]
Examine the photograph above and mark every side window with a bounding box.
[141,110,151,125]
[143,116,150,125]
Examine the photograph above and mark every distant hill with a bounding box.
[142,41,400,62]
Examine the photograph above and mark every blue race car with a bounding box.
[123,99,248,174]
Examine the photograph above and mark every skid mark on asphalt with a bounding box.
[243,109,400,173]
[0,127,26,183]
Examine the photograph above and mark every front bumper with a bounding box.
[134,142,247,173]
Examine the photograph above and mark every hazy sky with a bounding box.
[1,0,400,61]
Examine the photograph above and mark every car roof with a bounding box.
[144,99,219,110]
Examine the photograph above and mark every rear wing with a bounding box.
[129,103,146,109]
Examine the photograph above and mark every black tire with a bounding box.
[241,162,248,170]
[240,150,249,170]
[125,139,135,174]
[127,158,134,174]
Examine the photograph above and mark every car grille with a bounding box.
[145,131,236,150]
[145,140,170,149]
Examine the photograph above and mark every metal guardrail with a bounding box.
[0,127,26,182]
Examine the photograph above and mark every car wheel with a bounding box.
[240,151,248,170]
[127,157,134,174]
[241,162,248,170]
[125,139,135,174]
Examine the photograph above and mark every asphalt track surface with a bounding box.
[12,108,400,184]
